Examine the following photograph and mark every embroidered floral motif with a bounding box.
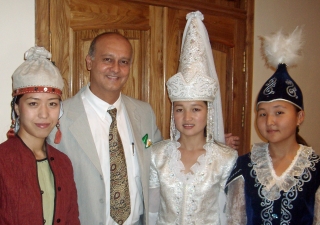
[167,141,211,185]
[263,78,277,96]
[165,141,211,224]
[285,79,298,99]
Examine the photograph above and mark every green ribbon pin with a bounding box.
[142,134,148,146]
[142,134,152,148]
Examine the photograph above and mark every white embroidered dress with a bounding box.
[149,140,237,225]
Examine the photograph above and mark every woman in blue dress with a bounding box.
[225,27,320,225]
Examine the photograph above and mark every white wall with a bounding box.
[252,0,320,153]
[0,0,319,152]
[0,0,35,142]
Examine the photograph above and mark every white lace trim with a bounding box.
[251,143,313,200]
[166,141,212,185]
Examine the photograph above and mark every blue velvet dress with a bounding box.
[225,143,320,225]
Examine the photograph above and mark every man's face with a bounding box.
[86,34,132,101]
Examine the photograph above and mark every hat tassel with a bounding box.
[54,121,62,144]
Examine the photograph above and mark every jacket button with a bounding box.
[57,218,61,223]
[41,190,44,194]
[44,219,46,224]
[50,157,54,161]
[58,187,61,191]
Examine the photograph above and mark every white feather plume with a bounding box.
[261,26,304,69]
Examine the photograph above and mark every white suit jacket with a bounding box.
[48,86,162,225]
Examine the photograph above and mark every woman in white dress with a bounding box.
[148,11,238,225]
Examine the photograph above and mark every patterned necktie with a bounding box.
[108,108,131,224]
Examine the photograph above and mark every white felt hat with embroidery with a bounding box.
[8,46,64,144]
[12,46,64,96]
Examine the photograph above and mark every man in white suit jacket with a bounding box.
[48,32,162,225]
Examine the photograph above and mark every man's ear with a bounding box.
[297,110,305,126]
[85,55,92,71]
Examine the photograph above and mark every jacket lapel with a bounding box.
[66,89,102,175]
[122,96,145,165]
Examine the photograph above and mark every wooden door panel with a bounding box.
[146,6,167,134]
[230,19,248,152]
[50,0,70,100]
[161,8,181,139]
[70,0,150,30]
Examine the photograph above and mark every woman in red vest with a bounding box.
[0,46,80,225]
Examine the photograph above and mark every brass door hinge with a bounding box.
[241,106,245,128]
[242,51,246,73]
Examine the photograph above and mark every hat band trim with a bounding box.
[257,99,303,110]
[13,87,62,96]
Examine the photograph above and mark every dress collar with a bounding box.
[251,142,314,200]
[167,141,212,184]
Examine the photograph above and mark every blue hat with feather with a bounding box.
[257,27,304,110]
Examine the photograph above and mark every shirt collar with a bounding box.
[83,84,122,119]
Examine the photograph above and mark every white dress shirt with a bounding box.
[81,85,143,225]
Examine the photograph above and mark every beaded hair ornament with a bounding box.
[166,11,225,143]
[8,46,64,143]
[257,26,304,110]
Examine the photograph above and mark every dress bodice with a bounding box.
[150,140,237,225]
[226,143,320,225]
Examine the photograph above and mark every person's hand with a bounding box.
[225,133,240,150]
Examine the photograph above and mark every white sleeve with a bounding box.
[148,152,160,225]
[313,186,320,225]
[225,177,247,225]
[149,187,160,225]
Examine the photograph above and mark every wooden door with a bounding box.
[35,0,253,155]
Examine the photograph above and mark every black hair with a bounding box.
[203,101,208,137]
[15,95,22,104]
[295,107,308,146]
[12,95,23,118]
[296,126,308,146]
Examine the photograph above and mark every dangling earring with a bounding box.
[6,119,16,138]
[54,120,62,144]
[7,97,18,139]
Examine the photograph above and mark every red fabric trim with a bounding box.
[13,86,62,96]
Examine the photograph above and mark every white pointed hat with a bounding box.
[166,11,225,143]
